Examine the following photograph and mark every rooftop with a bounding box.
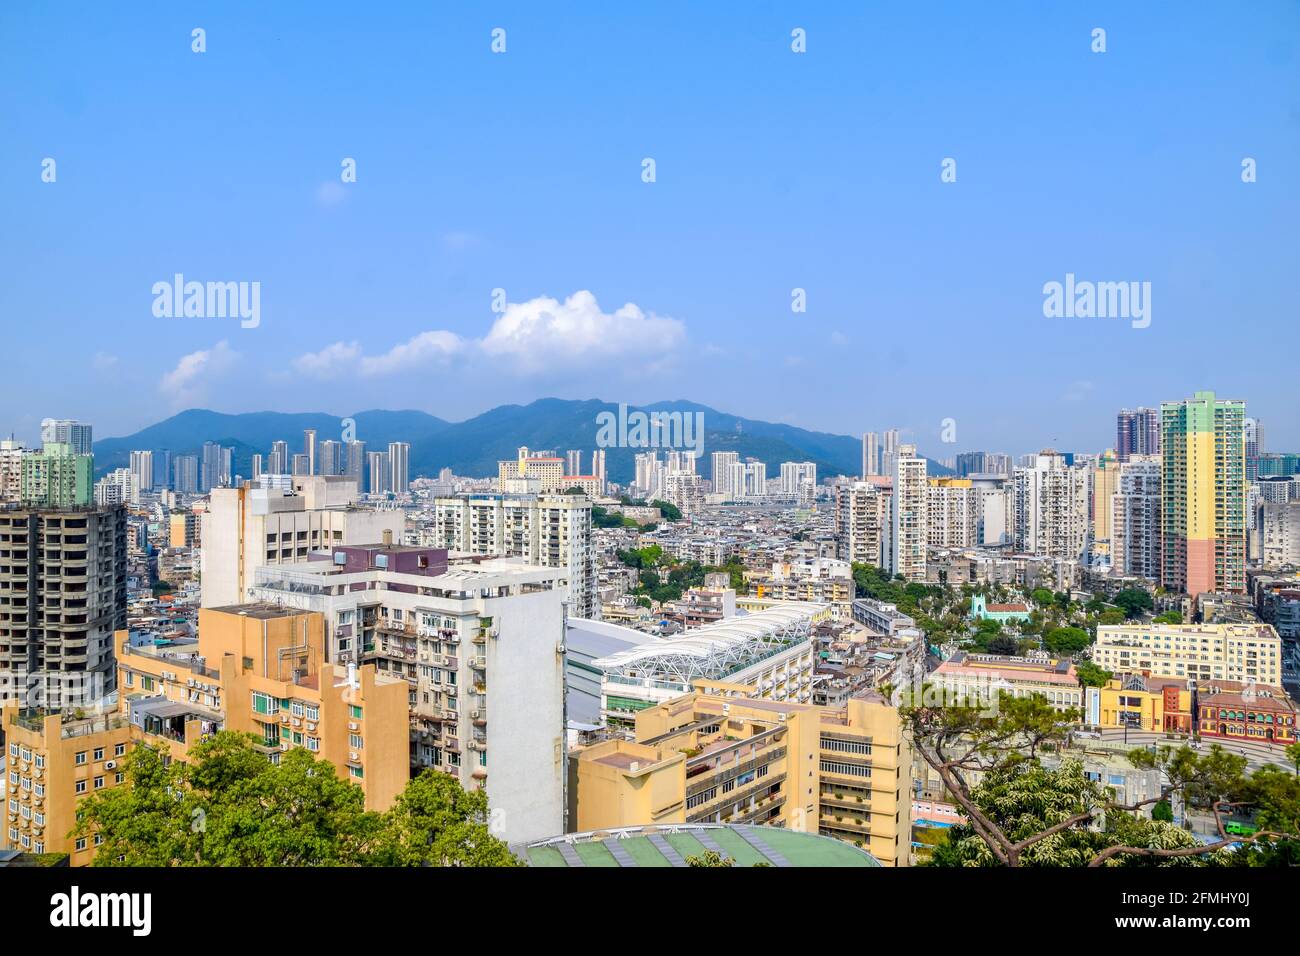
[518,824,880,868]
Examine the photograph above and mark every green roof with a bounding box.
[520,824,881,868]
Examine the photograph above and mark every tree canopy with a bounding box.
[73,731,518,867]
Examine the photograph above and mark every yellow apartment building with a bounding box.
[3,707,133,864]
[2,604,409,864]
[572,688,912,866]
[1093,621,1282,686]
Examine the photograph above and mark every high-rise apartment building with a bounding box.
[779,461,817,502]
[927,477,979,548]
[19,443,93,508]
[591,449,606,492]
[269,440,290,475]
[1116,407,1160,462]
[172,455,199,494]
[0,440,26,503]
[318,439,342,477]
[711,451,739,497]
[39,419,93,456]
[1012,451,1090,561]
[248,546,569,844]
[1091,449,1119,553]
[303,429,318,476]
[888,444,927,579]
[199,477,404,607]
[128,450,154,494]
[430,492,597,619]
[200,442,231,493]
[0,505,126,709]
[565,450,582,477]
[862,432,880,477]
[1160,391,1246,596]
[881,429,900,477]
[344,440,368,493]
[367,451,391,495]
[1256,500,1300,569]
[388,442,410,494]
[1111,455,1161,580]
[835,481,885,566]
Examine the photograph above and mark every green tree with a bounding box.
[1113,588,1154,619]
[1151,800,1174,822]
[685,850,734,867]
[1152,610,1182,625]
[1043,626,1090,656]
[903,692,1300,866]
[73,732,518,867]
[1286,742,1300,778]
[651,499,683,521]
[987,635,1019,656]
[1075,660,1112,688]
[369,770,519,866]
[1030,588,1055,608]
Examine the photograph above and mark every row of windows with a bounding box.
[820,760,872,779]
[820,736,872,756]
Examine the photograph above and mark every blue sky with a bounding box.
[1,1,1297,458]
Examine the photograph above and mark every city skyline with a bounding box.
[3,3,1297,449]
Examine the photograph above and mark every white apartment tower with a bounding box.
[429,492,598,619]
[888,444,927,579]
[1111,455,1161,580]
[835,481,883,566]
[1013,451,1091,561]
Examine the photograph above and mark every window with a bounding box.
[94,776,105,789]
[93,748,104,761]
[349,765,364,779]
[253,692,277,715]
[75,751,87,765]
[290,701,304,718]
[304,705,319,722]
[114,743,125,757]
[350,705,363,720]
[75,837,87,852]
[75,780,87,794]
[349,734,363,750]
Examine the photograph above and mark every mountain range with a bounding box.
[92,400,952,485]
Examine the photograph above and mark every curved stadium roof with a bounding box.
[592,602,822,683]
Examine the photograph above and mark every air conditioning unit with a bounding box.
[306,722,317,731]
[349,751,360,762]
[104,760,116,770]
[348,721,359,731]
[280,743,290,752]
[279,715,289,724]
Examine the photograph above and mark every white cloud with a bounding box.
[292,341,361,378]
[92,352,119,370]
[360,330,464,377]
[829,331,848,346]
[159,341,237,407]
[479,290,685,371]
[289,290,686,379]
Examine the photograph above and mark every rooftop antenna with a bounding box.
[334,660,360,701]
